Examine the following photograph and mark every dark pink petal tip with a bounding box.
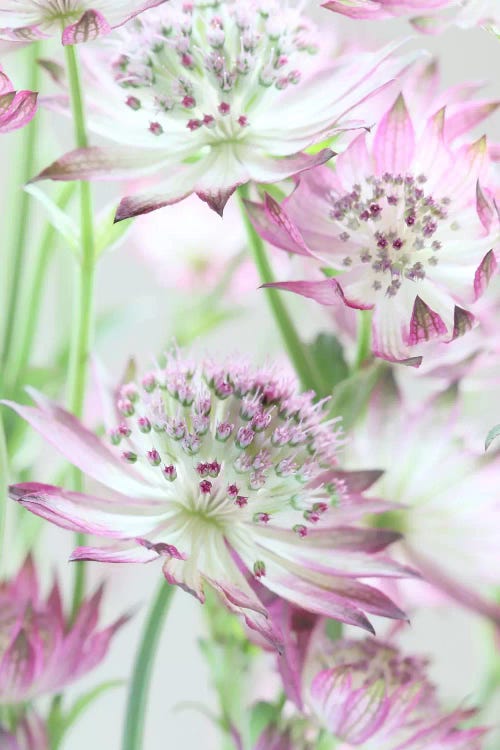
[61,9,111,45]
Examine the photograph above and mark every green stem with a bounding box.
[0,412,9,575]
[237,186,322,394]
[2,43,41,365]
[4,184,76,395]
[353,310,372,372]
[64,43,96,621]
[122,584,176,750]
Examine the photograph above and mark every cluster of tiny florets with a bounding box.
[329,172,454,297]
[110,0,320,142]
[107,355,344,560]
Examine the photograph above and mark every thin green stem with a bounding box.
[237,186,322,394]
[4,185,76,395]
[2,43,41,365]
[122,584,176,750]
[0,412,9,575]
[353,310,372,372]
[64,43,96,621]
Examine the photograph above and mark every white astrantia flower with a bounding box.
[6,352,413,649]
[0,0,167,44]
[35,0,423,218]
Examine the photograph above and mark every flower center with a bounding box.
[111,0,319,146]
[330,173,455,297]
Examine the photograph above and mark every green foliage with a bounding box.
[48,681,124,749]
[329,363,385,431]
[308,333,349,396]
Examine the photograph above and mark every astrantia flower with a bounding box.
[0,0,167,45]
[0,556,126,702]
[348,393,500,626]
[301,624,486,749]
[248,95,499,365]
[35,0,421,218]
[0,714,48,750]
[0,65,37,132]
[6,353,411,648]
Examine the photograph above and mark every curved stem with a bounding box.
[237,187,323,395]
[353,310,372,372]
[4,184,76,395]
[2,42,41,365]
[64,44,96,621]
[122,583,176,750]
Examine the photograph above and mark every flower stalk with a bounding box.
[122,583,176,750]
[64,43,96,621]
[238,185,323,395]
[0,412,8,575]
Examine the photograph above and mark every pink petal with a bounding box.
[452,306,475,339]
[445,100,500,143]
[61,9,111,45]
[407,296,447,346]
[373,94,415,175]
[262,278,344,306]
[0,90,37,133]
[244,199,310,256]
[34,146,165,182]
[476,180,494,232]
[70,542,160,563]
[310,469,384,493]
[197,184,239,217]
[473,248,497,301]
[10,483,166,538]
[3,394,158,497]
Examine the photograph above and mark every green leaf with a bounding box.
[485,424,500,451]
[308,333,349,393]
[95,207,133,257]
[25,184,79,252]
[49,680,124,748]
[329,363,384,431]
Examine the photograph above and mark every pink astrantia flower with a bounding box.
[5,353,412,649]
[348,392,500,626]
[0,65,37,132]
[0,556,126,702]
[0,0,167,45]
[34,0,422,218]
[301,623,486,749]
[0,714,49,750]
[248,95,499,365]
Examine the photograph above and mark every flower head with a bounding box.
[0,65,37,133]
[301,624,486,749]
[0,556,126,702]
[248,94,499,365]
[36,0,421,218]
[0,714,48,750]
[6,352,411,648]
[347,391,500,626]
[0,0,167,45]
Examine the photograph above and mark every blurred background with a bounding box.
[1,3,499,748]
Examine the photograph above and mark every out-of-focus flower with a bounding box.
[0,65,37,132]
[322,0,500,35]
[6,352,412,649]
[347,391,500,626]
[248,95,499,365]
[301,624,486,749]
[0,555,126,702]
[35,0,422,219]
[130,193,252,295]
[0,714,49,750]
[322,0,452,21]
[0,0,167,45]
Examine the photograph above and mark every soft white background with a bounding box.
[1,3,499,749]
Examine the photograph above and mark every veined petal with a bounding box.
[9,483,167,538]
[62,10,111,45]
[34,146,167,182]
[0,90,37,133]
[373,94,416,175]
[262,278,345,306]
[2,395,162,497]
